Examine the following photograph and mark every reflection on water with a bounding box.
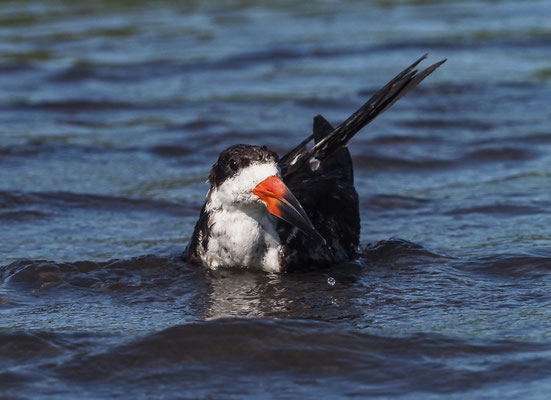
[204,265,364,322]
[205,270,284,319]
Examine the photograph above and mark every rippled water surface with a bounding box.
[2,0,551,398]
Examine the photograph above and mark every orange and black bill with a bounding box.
[252,176,326,245]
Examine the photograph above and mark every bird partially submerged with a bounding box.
[185,54,446,272]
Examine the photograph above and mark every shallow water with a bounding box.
[1,0,551,398]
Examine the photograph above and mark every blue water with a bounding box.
[1,1,551,398]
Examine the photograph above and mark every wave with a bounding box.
[0,190,193,216]
[1,319,549,398]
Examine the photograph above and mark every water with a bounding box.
[1,0,551,398]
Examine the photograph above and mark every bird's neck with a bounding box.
[204,202,283,272]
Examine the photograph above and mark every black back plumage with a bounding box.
[276,115,359,270]
[275,54,445,270]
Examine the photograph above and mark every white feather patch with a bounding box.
[202,162,284,272]
[206,162,280,212]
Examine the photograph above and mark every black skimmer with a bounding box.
[185,54,445,272]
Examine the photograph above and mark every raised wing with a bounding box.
[280,54,446,177]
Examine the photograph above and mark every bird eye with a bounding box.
[229,159,238,171]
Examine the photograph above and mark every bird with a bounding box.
[185,54,445,272]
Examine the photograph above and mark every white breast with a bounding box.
[203,204,282,272]
[200,161,284,272]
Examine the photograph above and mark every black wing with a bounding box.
[278,115,360,270]
[277,55,445,270]
[280,54,446,176]
[184,202,211,265]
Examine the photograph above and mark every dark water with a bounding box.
[2,0,551,398]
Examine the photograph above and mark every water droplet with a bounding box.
[327,277,336,286]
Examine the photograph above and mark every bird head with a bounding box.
[206,144,325,244]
